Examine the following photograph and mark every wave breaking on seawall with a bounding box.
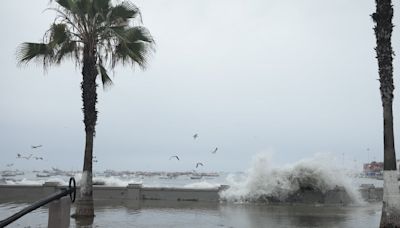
[220,153,363,204]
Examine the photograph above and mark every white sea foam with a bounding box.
[95,176,142,186]
[5,178,42,185]
[183,181,220,189]
[220,153,363,204]
[74,173,141,186]
[45,177,68,185]
[5,177,68,185]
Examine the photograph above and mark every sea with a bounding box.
[0,154,387,227]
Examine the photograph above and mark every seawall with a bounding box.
[0,183,222,203]
[0,183,383,203]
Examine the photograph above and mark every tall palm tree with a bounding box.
[372,0,400,226]
[17,0,154,218]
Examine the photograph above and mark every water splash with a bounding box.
[220,153,363,204]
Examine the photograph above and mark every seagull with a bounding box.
[31,145,43,149]
[26,154,32,159]
[212,147,218,154]
[196,162,204,168]
[170,156,180,161]
[22,154,33,160]
[193,134,198,140]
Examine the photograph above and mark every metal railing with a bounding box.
[0,177,76,227]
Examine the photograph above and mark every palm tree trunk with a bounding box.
[373,0,400,226]
[73,44,98,219]
[381,103,400,227]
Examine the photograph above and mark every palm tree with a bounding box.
[17,0,154,218]
[372,0,400,226]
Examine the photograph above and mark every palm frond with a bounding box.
[56,40,78,63]
[46,22,79,63]
[93,0,110,12]
[109,1,141,24]
[75,0,99,18]
[21,0,154,73]
[125,27,154,43]
[111,26,154,68]
[17,42,54,65]
[49,23,69,45]
[97,62,113,89]
[55,0,77,13]
[114,42,149,68]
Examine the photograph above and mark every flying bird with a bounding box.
[17,154,32,160]
[16,153,31,160]
[193,134,198,140]
[22,154,33,160]
[33,156,43,160]
[196,162,204,168]
[170,156,180,161]
[31,145,43,149]
[212,147,218,154]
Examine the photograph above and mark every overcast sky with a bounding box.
[0,0,399,172]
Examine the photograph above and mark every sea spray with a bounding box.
[5,177,68,185]
[74,172,142,187]
[94,176,142,186]
[184,181,220,189]
[79,171,92,196]
[220,153,363,204]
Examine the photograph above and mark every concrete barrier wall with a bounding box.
[141,187,220,202]
[93,186,128,200]
[0,183,384,203]
[359,186,383,202]
[0,183,60,201]
[0,183,221,203]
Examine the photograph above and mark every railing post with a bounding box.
[0,178,76,227]
[48,197,71,228]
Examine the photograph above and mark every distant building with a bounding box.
[363,161,383,177]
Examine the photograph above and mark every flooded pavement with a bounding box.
[0,200,382,228]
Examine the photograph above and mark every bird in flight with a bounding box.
[212,147,218,154]
[16,153,32,160]
[33,156,43,160]
[193,134,198,140]
[31,145,43,149]
[170,155,180,161]
[196,162,204,168]
[21,154,33,160]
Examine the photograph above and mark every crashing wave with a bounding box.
[220,153,362,204]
